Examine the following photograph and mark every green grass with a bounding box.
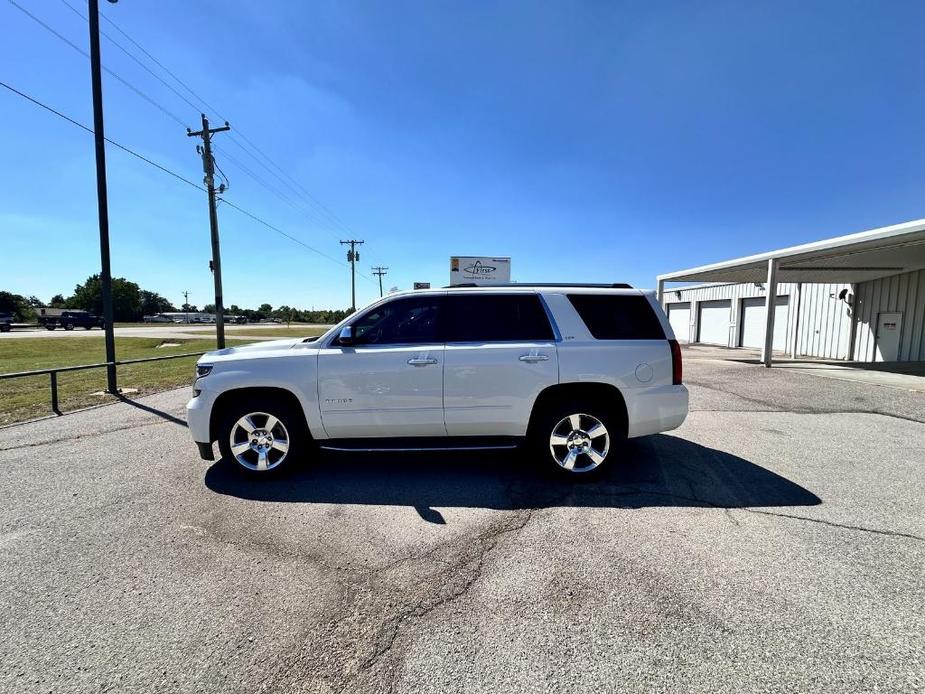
[0,336,249,425]
[183,326,330,339]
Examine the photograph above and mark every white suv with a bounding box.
[186,285,688,477]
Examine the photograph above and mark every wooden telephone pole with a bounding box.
[371,266,389,297]
[340,239,364,311]
[187,114,230,348]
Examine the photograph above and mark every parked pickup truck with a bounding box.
[39,310,105,331]
[187,284,688,478]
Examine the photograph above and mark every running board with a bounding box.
[318,436,523,453]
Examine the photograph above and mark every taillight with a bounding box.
[669,339,682,385]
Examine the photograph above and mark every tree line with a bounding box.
[0,274,352,324]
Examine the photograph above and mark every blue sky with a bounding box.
[3,1,925,310]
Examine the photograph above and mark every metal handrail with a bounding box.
[0,351,207,414]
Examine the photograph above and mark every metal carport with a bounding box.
[657,218,925,366]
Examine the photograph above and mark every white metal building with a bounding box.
[657,218,925,366]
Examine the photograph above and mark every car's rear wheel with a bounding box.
[530,400,619,478]
[216,397,306,476]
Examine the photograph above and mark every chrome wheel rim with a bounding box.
[549,413,609,473]
[229,412,290,471]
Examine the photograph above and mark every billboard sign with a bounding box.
[449,256,511,286]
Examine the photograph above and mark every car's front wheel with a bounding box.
[530,400,619,478]
[216,398,306,476]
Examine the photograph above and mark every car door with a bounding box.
[443,292,559,437]
[316,294,447,439]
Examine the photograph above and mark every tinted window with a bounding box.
[445,294,554,342]
[351,296,441,345]
[567,294,665,340]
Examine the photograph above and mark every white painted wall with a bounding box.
[854,269,925,362]
[662,281,851,359]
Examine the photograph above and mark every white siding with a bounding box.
[661,281,851,358]
[854,269,925,362]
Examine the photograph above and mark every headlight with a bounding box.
[196,363,214,378]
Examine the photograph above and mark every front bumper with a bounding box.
[186,387,216,449]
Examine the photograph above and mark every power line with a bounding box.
[72,1,374,254]
[58,0,204,116]
[0,79,351,273]
[212,143,356,237]
[9,1,381,289]
[223,200,348,268]
[7,0,191,127]
[0,78,202,191]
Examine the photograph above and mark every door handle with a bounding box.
[519,353,550,363]
[407,357,438,366]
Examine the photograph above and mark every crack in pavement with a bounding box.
[350,509,535,688]
[739,508,925,542]
[245,507,538,694]
[0,417,182,452]
[687,381,925,424]
[571,485,923,542]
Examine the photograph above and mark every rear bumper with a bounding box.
[625,384,689,438]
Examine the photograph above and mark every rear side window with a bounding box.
[444,294,554,342]
[567,294,665,340]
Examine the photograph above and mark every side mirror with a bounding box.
[337,325,354,346]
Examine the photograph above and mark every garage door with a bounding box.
[667,303,691,343]
[740,296,789,351]
[697,300,731,345]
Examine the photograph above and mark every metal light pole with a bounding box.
[88,0,118,393]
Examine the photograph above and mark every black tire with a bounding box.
[216,396,308,476]
[528,398,621,479]
[0,324,10,333]
[46,325,56,331]
[64,323,74,331]
[83,326,92,330]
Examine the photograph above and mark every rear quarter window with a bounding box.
[567,294,665,340]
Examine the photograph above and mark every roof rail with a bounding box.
[443,282,633,289]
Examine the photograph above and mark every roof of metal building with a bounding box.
[658,218,925,284]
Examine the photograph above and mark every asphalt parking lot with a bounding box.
[1,347,922,693]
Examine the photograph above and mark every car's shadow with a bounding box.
[204,434,820,523]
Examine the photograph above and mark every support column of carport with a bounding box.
[761,258,779,367]
[790,282,802,359]
[657,279,665,307]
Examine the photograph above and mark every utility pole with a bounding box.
[371,266,389,298]
[187,114,230,348]
[340,239,364,311]
[88,0,117,394]
[182,291,189,324]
